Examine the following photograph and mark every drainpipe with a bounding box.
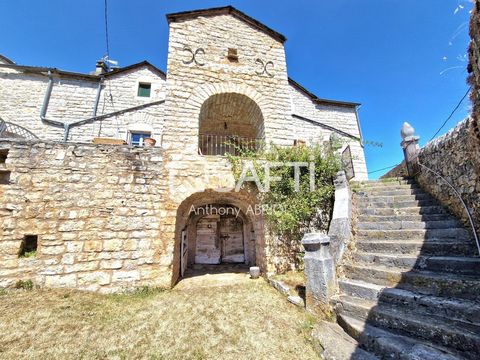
[39,71,64,127]
[64,76,104,141]
[40,71,104,141]
[354,105,364,148]
[91,77,104,117]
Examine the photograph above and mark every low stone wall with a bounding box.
[0,140,170,293]
[381,161,407,179]
[415,118,480,234]
[468,0,480,148]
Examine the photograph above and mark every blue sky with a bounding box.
[0,0,473,178]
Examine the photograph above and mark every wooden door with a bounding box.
[195,216,221,264]
[180,230,188,277]
[220,216,245,263]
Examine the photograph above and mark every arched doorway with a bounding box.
[172,191,265,283]
[198,93,264,156]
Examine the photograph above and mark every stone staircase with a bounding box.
[332,178,480,359]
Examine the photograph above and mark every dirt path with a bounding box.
[0,270,320,360]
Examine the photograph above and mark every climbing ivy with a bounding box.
[226,141,341,239]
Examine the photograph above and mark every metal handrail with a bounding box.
[0,118,38,140]
[198,134,262,156]
[415,160,480,256]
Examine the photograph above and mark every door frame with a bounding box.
[180,229,188,277]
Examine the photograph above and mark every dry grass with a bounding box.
[0,277,320,360]
[271,271,306,290]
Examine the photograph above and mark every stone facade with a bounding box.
[0,140,168,293]
[0,6,369,291]
[0,64,166,144]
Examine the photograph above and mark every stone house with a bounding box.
[0,6,368,292]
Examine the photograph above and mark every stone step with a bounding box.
[358,205,448,216]
[357,198,439,208]
[357,193,433,203]
[357,228,472,240]
[356,187,426,197]
[355,184,421,193]
[358,213,456,222]
[354,252,480,275]
[312,320,379,360]
[357,178,415,187]
[343,264,480,301]
[334,296,480,356]
[338,279,480,324]
[337,314,464,360]
[338,279,385,301]
[379,288,480,325]
[356,240,477,257]
[357,219,460,230]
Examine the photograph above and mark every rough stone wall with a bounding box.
[0,66,166,143]
[413,2,480,235]
[162,14,293,155]
[0,140,170,293]
[469,0,480,152]
[381,161,407,179]
[416,119,480,233]
[160,14,294,283]
[289,85,368,180]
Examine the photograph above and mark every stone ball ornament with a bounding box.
[401,122,415,140]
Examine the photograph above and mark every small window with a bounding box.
[0,149,8,164]
[130,131,151,147]
[19,235,38,258]
[137,83,151,97]
[227,48,238,62]
[0,171,10,184]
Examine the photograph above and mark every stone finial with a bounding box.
[401,122,415,140]
[401,122,420,148]
[301,233,330,253]
[400,122,420,176]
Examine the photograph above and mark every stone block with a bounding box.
[41,245,65,255]
[103,239,123,252]
[100,259,123,270]
[84,240,102,252]
[78,271,111,286]
[112,270,140,283]
[64,261,99,273]
[44,274,77,288]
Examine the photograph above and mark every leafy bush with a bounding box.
[15,279,34,290]
[227,142,341,239]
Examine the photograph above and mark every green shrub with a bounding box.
[21,250,37,258]
[15,279,34,290]
[227,142,341,240]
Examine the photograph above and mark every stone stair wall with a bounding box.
[331,178,480,359]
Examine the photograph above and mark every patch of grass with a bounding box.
[14,279,34,290]
[0,277,320,359]
[272,270,306,289]
[0,288,7,296]
[20,250,37,258]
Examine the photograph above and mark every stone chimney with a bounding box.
[93,59,108,75]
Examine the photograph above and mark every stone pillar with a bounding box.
[328,170,352,263]
[301,233,336,312]
[400,122,420,176]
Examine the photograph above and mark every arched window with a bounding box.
[198,93,264,156]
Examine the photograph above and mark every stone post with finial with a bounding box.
[401,122,420,177]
